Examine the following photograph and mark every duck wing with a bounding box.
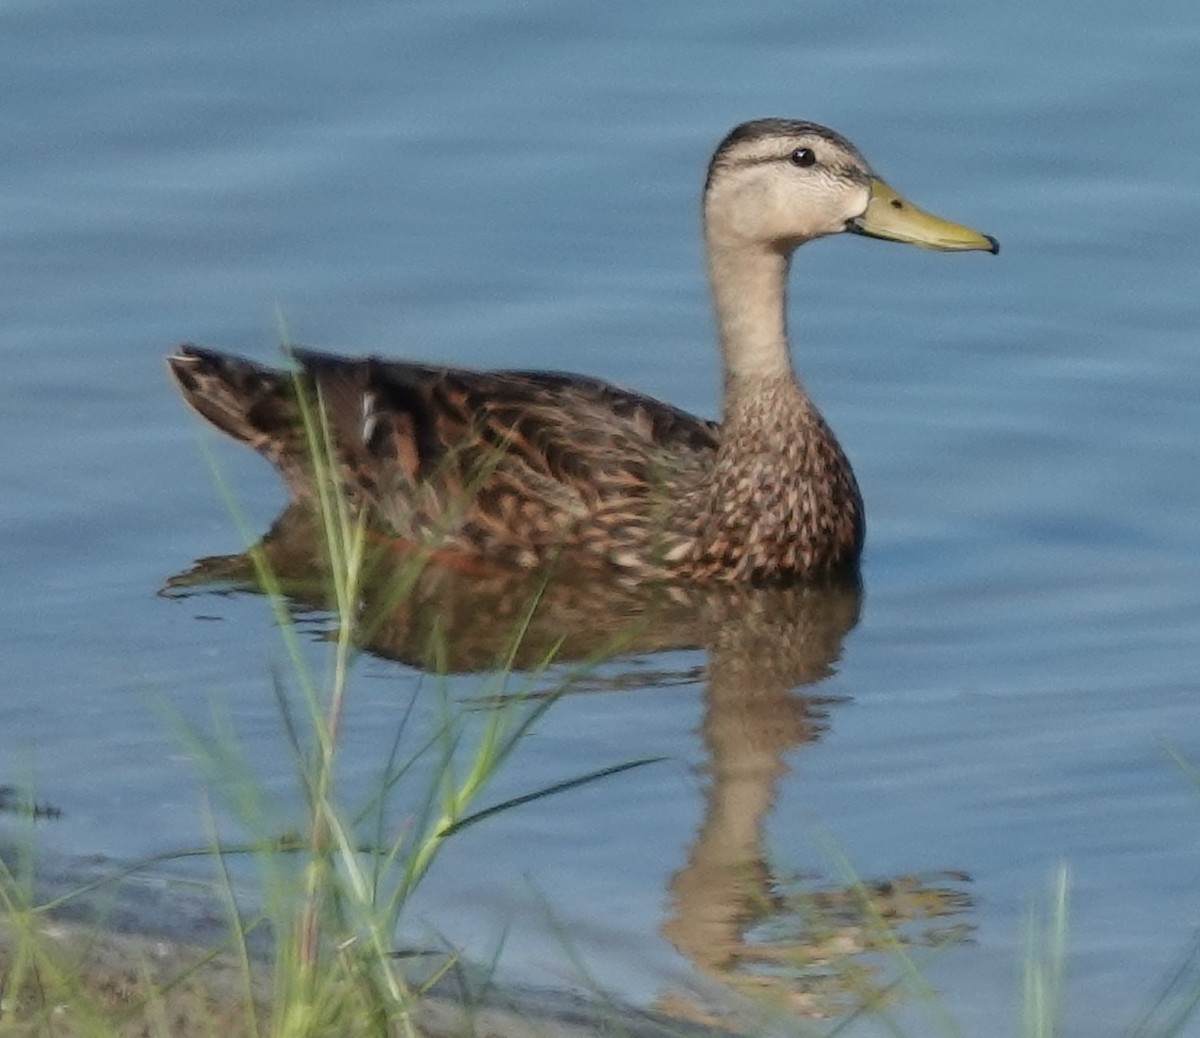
[167,344,719,567]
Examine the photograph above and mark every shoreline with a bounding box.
[0,882,732,1038]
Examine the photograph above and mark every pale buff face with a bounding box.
[703,130,873,251]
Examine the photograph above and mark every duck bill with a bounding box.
[848,177,999,254]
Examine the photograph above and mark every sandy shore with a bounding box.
[0,910,732,1038]
[0,841,734,1038]
[0,916,268,1036]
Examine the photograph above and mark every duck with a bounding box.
[168,118,997,584]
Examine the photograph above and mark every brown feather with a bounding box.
[166,343,860,582]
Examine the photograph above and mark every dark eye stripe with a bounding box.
[707,149,870,190]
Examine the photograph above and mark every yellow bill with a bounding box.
[848,177,998,254]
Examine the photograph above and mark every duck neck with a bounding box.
[706,237,798,414]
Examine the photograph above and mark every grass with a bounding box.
[0,359,660,1038]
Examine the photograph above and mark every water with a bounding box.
[2,0,1199,1032]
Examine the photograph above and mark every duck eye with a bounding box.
[789,147,816,168]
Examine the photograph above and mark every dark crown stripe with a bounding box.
[704,118,863,193]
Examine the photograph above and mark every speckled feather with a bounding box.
[167,345,861,582]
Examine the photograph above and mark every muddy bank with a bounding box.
[0,913,739,1038]
[0,845,734,1038]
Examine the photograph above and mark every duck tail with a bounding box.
[167,343,400,504]
[169,343,370,498]
[166,344,307,449]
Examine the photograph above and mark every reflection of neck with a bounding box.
[707,236,795,402]
[661,614,818,983]
[659,584,863,1002]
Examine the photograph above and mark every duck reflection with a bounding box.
[166,505,972,1021]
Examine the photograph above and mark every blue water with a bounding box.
[2,0,1199,1033]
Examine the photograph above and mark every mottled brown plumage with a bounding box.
[167,119,996,583]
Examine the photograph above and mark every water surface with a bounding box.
[2,1,1199,1033]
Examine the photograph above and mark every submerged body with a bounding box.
[169,119,996,583]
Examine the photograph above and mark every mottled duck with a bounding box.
[168,118,997,583]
